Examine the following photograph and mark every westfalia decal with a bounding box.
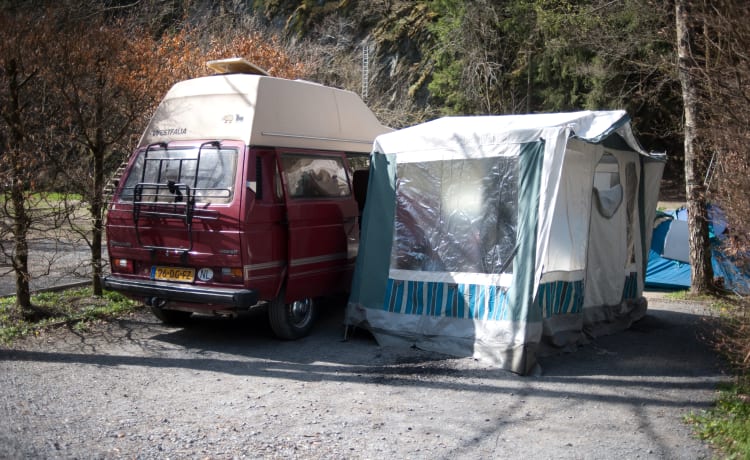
[151,127,187,137]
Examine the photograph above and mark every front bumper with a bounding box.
[103,275,259,309]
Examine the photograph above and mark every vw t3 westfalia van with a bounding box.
[103,58,391,338]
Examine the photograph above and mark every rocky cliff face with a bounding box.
[257,1,438,128]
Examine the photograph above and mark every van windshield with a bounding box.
[117,146,238,204]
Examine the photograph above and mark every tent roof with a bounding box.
[372,110,656,159]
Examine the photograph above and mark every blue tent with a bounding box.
[646,207,750,294]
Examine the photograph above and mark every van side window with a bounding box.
[274,162,284,201]
[280,154,351,199]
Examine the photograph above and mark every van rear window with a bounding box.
[280,154,350,199]
[117,147,238,204]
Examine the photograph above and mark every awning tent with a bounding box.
[345,110,665,375]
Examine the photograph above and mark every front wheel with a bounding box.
[268,294,317,340]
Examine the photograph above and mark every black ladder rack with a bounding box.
[131,141,221,253]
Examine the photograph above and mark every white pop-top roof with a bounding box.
[139,73,392,153]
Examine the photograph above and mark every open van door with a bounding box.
[277,151,359,302]
[266,151,358,339]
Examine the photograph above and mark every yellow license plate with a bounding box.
[152,266,195,283]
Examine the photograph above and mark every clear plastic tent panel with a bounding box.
[391,157,519,274]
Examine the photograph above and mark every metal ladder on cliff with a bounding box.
[362,41,369,102]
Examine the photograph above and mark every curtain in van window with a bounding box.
[280,154,350,198]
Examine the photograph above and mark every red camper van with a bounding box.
[103,58,391,339]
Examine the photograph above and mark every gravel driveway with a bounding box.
[0,293,724,459]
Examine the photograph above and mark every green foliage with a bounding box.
[686,383,750,459]
[230,1,680,152]
[421,0,679,155]
[427,0,537,114]
[424,0,464,111]
[0,287,141,344]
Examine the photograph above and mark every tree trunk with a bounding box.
[91,152,104,296]
[91,88,105,297]
[11,165,31,311]
[675,0,714,293]
[5,58,32,311]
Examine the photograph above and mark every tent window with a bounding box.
[593,153,622,218]
[391,157,518,274]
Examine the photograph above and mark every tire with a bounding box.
[149,306,192,325]
[268,294,317,340]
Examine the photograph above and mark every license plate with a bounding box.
[151,266,195,283]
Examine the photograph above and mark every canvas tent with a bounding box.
[345,110,665,375]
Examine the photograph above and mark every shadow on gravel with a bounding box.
[539,307,721,379]
[0,302,724,407]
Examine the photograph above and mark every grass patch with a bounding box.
[0,287,141,344]
[665,289,715,302]
[665,290,738,316]
[0,191,83,205]
[686,382,750,459]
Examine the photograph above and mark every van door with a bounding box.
[277,151,358,302]
[238,149,287,302]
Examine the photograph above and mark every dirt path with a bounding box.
[0,293,723,459]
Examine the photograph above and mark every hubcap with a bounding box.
[288,298,313,328]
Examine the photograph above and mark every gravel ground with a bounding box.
[0,293,724,459]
